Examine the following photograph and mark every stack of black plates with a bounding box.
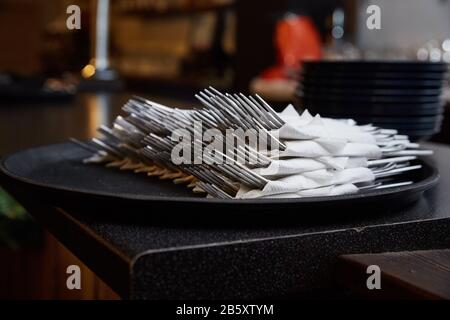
[298,61,449,141]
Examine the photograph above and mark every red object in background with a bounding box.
[261,14,322,80]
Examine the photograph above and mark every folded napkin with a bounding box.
[253,156,368,177]
[279,139,381,159]
[236,167,374,198]
[277,107,375,144]
[279,105,356,127]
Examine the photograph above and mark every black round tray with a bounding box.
[0,143,440,216]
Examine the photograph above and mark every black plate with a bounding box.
[307,112,442,132]
[302,61,448,73]
[0,143,440,216]
[302,101,444,116]
[300,77,445,88]
[305,110,443,131]
[299,92,442,103]
[378,126,440,134]
[318,114,443,124]
[317,115,443,126]
[358,122,441,131]
[338,121,440,131]
[301,70,447,80]
[299,85,442,97]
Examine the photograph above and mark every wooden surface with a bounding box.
[337,249,450,299]
[0,231,119,300]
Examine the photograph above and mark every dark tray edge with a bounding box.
[0,143,441,208]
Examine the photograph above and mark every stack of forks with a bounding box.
[72,87,433,199]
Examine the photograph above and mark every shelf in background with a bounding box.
[114,1,234,18]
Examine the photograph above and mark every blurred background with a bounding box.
[0,0,449,299]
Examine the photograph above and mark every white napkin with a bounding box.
[236,167,374,198]
[279,105,356,127]
[277,107,375,144]
[279,139,381,159]
[258,183,359,198]
[253,156,368,177]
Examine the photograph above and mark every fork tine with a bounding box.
[70,138,102,154]
[239,93,279,129]
[374,165,422,178]
[254,93,285,126]
[91,138,124,158]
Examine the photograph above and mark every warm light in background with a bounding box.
[81,64,96,78]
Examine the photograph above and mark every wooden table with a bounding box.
[337,249,450,299]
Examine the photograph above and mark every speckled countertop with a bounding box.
[3,142,450,299]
